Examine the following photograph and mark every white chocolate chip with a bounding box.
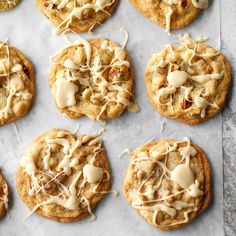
[64,59,79,70]
[11,63,23,73]
[9,77,25,91]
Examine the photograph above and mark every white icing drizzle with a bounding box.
[194,95,219,118]
[160,121,166,133]
[51,0,116,35]
[165,6,173,32]
[172,200,194,210]
[191,72,224,83]
[196,35,209,43]
[52,36,139,121]
[20,129,116,220]
[167,70,189,87]
[118,148,133,159]
[120,28,129,48]
[128,138,204,227]
[73,123,80,134]
[172,33,208,45]
[11,122,21,143]
[83,164,103,183]
[55,77,79,108]
[155,86,176,106]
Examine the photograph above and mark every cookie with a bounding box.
[0,0,20,11]
[130,0,208,32]
[0,41,35,126]
[0,171,9,219]
[16,128,112,222]
[123,138,211,230]
[144,41,231,125]
[35,0,120,34]
[48,38,138,122]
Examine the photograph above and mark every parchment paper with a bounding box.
[0,0,223,235]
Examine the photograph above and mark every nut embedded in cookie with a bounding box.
[35,0,120,34]
[16,128,113,222]
[0,41,35,126]
[48,37,138,122]
[144,40,231,125]
[123,138,212,230]
[130,0,209,32]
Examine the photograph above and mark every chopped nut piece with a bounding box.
[182,99,192,109]
[166,196,174,204]
[181,0,188,8]
[43,183,53,191]
[108,67,118,78]
[82,9,94,20]
[170,64,179,72]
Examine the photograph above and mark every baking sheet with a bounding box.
[0,0,223,235]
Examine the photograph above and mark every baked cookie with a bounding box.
[36,0,120,34]
[0,41,35,126]
[144,41,231,125]
[0,0,20,11]
[16,128,112,222]
[0,171,9,219]
[123,138,211,230]
[130,0,209,32]
[49,38,138,122]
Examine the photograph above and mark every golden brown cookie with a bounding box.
[0,0,20,11]
[16,128,112,222]
[0,171,9,219]
[144,40,231,125]
[130,0,209,31]
[0,41,35,126]
[123,138,211,230]
[35,0,120,34]
[48,38,138,122]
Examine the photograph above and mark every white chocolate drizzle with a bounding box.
[118,148,133,159]
[165,6,173,32]
[160,121,166,133]
[11,122,21,143]
[194,95,219,118]
[55,77,79,108]
[83,164,103,183]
